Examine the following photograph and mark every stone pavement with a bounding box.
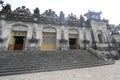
[0,60,120,80]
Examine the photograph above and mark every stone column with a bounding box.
[60,26,68,50]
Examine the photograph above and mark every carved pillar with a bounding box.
[60,26,68,50]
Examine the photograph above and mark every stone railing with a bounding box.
[96,43,109,48]
[87,47,113,61]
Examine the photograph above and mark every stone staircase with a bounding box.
[0,50,114,76]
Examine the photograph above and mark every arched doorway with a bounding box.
[8,24,27,51]
[41,27,57,51]
[97,30,103,43]
[68,29,80,49]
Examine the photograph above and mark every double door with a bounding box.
[8,31,27,51]
[69,34,80,49]
[41,32,56,51]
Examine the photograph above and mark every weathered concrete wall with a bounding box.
[0,20,94,51]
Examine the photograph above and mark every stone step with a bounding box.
[0,58,104,67]
[0,50,114,76]
[0,60,107,71]
[0,59,107,69]
[0,61,110,76]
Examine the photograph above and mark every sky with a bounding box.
[1,0,120,25]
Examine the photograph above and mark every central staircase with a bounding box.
[0,50,114,76]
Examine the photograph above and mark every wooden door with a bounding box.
[8,32,15,51]
[41,32,56,51]
[69,34,80,49]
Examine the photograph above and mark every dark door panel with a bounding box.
[14,36,24,50]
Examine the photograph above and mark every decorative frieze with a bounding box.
[43,27,56,32]
[12,24,28,31]
[69,29,79,34]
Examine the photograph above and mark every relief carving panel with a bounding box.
[12,24,28,31]
[69,29,79,34]
[43,27,56,32]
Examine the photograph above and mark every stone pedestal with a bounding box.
[0,42,7,52]
[60,43,68,51]
[26,43,40,52]
[0,47,6,52]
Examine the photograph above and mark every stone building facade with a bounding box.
[0,5,111,51]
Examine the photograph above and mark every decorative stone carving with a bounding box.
[12,24,28,31]
[42,9,58,19]
[102,19,109,24]
[84,10,102,21]
[0,2,108,27]
[0,0,4,6]
[61,26,65,39]
[1,4,11,12]
[32,27,36,38]
[29,37,38,43]
[13,6,32,16]
[97,30,102,34]
[59,11,65,25]
[43,27,56,32]
[33,7,40,16]
[60,26,68,50]
[3,6,33,22]
[59,11,65,20]
[83,39,90,49]
[79,15,85,27]
[28,27,39,51]
[67,13,79,26]
[69,29,79,34]
[30,27,37,40]
[40,9,59,24]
